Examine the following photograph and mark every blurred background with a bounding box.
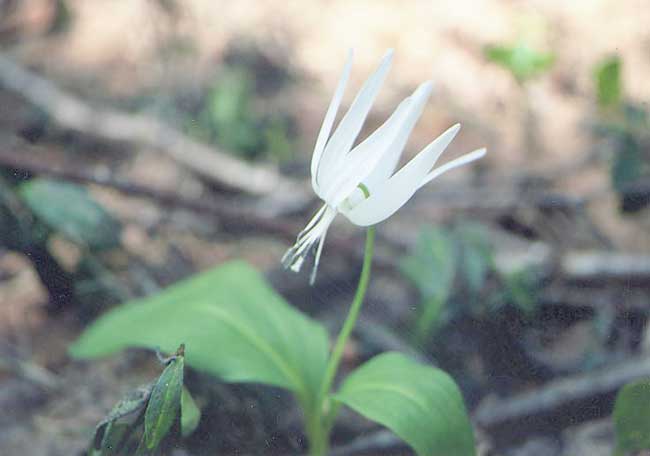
[1,0,650,455]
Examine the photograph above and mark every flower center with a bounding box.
[340,183,370,212]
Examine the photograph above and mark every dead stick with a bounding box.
[0,52,310,206]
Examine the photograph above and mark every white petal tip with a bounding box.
[380,49,394,66]
[467,148,487,160]
[440,123,462,142]
[415,80,434,97]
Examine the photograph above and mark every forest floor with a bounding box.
[1,1,650,455]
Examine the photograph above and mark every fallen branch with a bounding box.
[0,135,298,239]
[561,251,650,284]
[0,52,310,211]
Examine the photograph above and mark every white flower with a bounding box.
[283,49,486,283]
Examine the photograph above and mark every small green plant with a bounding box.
[592,56,650,212]
[484,39,554,159]
[612,380,650,455]
[187,65,294,163]
[89,345,200,455]
[484,41,555,85]
[0,176,126,313]
[73,49,482,456]
[400,223,540,343]
[72,261,476,456]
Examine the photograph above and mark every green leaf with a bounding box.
[611,137,643,193]
[400,227,457,340]
[400,227,456,303]
[484,42,554,83]
[92,384,152,451]
[69,261,329,412]
[594,56,622,108]
[334,352,475,456]
[501,269,539,315]
[613,380,650,453]
[455,223,494,295]
[94,422,131,455]
[18,179,121,249]
[144,354,184,450]
[181,387,201,438]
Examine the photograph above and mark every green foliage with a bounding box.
[400,228,456,339]
[205,67,261,154]
[92,385,150,455]
[90,346,192,455]
[590,57,650,210]
[18,179,121,250]
[144,353,184,450]
[484,42,555,84]
[455,224,494,295]
[334,352,475,456]
[495,269,540,316]
[611,136,643,193]
[400,228,456,303]
[70,261,330,414]
[180,387,201,438]
[594,56,622,108]
[48,0,73,35]
[187,66,294,162]
[401,224,540,341]
[613,380,650,454]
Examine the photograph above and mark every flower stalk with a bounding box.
[308,226,376,456]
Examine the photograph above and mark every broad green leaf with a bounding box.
[613,380,650,453]
[334,352,475,456]
[181,387,201,438]
[484,42,554,83]
[144,354,184,449]
[594,56,622,108]
[18,179,121,249]
[70,261,329,412]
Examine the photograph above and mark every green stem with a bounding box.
[309,226,376,455]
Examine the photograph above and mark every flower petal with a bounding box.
[420,148,486,187]
[316,49,394,190]
[311,50,354,194]
[341,123,460,226]
[362,81,433,194]
[319,96,413,205]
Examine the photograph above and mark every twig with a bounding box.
[4,140,647,288]
[329,430,403,456]
[561,251,650,284]
[0,53,605,218]
[0,136,298,239]
[473,353,650,441]
[0,52,310,210]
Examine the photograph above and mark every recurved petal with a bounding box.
[316,49,394,190]
[362,81,433,195]
[420,148,486,187]
[311,50,354,195]
[341,123,460,226]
